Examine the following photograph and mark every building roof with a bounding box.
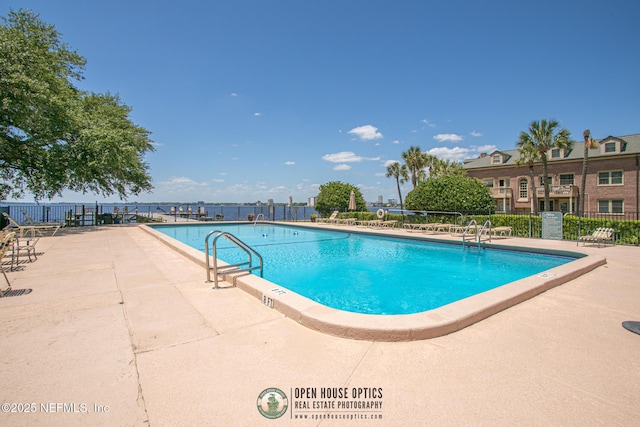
[463,133,640,169]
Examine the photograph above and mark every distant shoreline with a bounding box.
[2,201,311,207]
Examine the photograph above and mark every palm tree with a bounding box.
[430,158,466,178]
[580,129,598,215]
[385,161,408,210]
[517,119,572,212]
[401,146,431,188]
[515,141,541,215]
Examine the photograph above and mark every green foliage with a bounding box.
[517,119,572,212]
[429,158,466,178]
[401,146,431,188]
[385,161,408,209]
[562,215,640,245]
[314,181,365,217]
[64,92,154,197]
[405,175,494,212]
[0,9,154,200]
[461,213,640,245]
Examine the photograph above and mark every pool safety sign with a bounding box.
[542,211,563,240]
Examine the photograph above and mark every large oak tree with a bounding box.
[0,9,154,200]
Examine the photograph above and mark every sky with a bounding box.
[4,0,640,204]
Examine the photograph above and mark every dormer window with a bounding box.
[549,148,570,158]
[488,150,511,165]
[599,137,626,155]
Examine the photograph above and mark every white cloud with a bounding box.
[157,176,212,197]
[392,139,401,144]
[421,119,436,127]
[471,130,483,137]
[433,133,464,143]
[163,176,201,186]
[348,125,383,141]
[427,144,499,162]
[230,92,238,97]
[333,164,352,171]
[284,161,295,166]
[322,151,380,163]
[476,144,498,153]
[254,112,261,117]
[383,159,401,167]
[427,146,471,162]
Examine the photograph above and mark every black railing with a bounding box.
[379,209,640,246]
[3,204,638,245]
[1,204,320,227]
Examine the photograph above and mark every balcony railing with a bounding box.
[490,187,513,198]
[535,185,579,197]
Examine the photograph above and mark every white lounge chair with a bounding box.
[336,217,357,225]
[318,211,339,224]
[491,226,512,237]
[578,228,615,247]
[449,224,476,236]
[2,212,60,237]
[0,232,15,294]
[378,220,397,228]
[356,219,382,227]
[403,222,426,232]
[7,228,39,270]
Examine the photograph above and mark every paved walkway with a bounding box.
[1,224,639,426]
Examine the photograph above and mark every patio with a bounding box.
[1,224,639,426]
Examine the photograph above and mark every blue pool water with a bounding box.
[152,224,576,315]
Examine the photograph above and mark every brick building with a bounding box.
[462,133,640,217]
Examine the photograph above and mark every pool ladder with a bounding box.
[461,219,492,249]
[205,230,263,289]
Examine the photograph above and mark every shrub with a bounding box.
[405,175,494,212]
[315,181,365,217]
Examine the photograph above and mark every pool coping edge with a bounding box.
[140,223,606,341]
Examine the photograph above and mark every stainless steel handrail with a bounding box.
[461,219,477,249]
[478,219,492,248]
[205,230,263,289]
[253,213,265,225]
[460,219,492,249]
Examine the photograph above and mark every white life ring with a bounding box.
[376,209,385,219]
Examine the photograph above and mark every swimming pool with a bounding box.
[151,223,576,315]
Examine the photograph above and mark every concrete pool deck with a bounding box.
[141,221,607,342]
[1,223,639,426]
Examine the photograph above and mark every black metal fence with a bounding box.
[0,203,319,229]
[386,209,640,246]
[3,203,638,245]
